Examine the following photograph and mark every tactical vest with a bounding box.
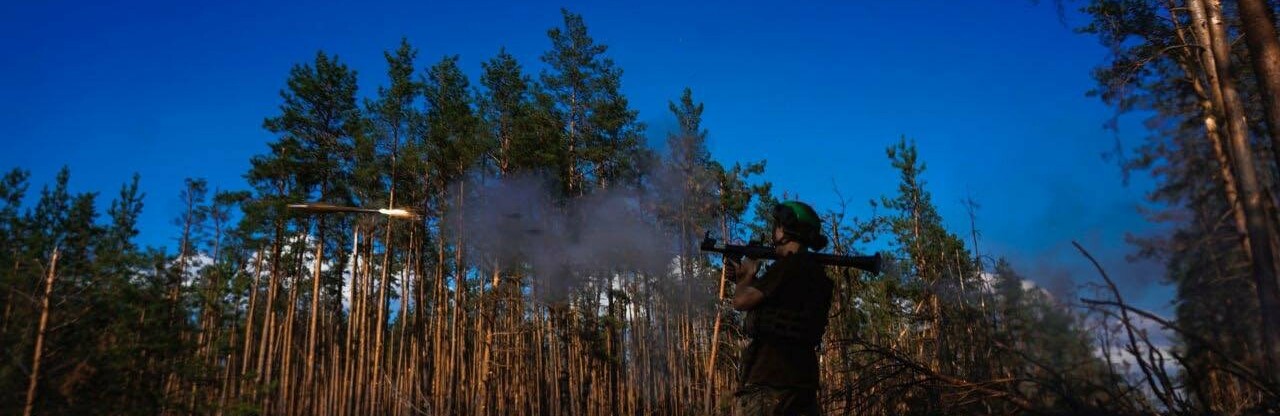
[745,304,825,347]
[744,258,828,347]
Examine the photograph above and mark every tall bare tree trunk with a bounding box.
[280,271,299,415]
[705,218,730,413]
[240,248,264,391]
[358,235,374,414]
[163,184,200,410]
[23,249,58,416]
[306,222,325,398]
[1203,0,1280,382]
[1237,0,1280,168]
[1181,0,1253,256]
[432,224,447,415]
[452,183,468,415]
[341,227,359,415]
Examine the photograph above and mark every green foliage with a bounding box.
[479,48,561,175]
[880,137,970,282]
[656,88,718,247]
[541,9,648,193]
[424,54,484,188]
[810,138,1123,414]
[360,38,421,209]
[728,161,773,242]
[1,8,1192,414]
[1077,1,1276,410]
[0,168,194,415]
[262,51,362,207]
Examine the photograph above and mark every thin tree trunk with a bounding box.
[373,217,392,413]
[256,218,285,389]
[705,218,730,413]
[280,270,299,416]
[240,248,265,390]
[357,235,374,414]
[22,249,58,416]
[452,180,468,415]
[306,222,325,395]
[341,227,359,415]
[164,186,199,409]
[394,234,411,416]
[433,221,448,415]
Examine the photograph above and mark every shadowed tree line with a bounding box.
[1077,0,1280,412]
[3,4,1279,415]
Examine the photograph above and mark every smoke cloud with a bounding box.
[449,173,688,300]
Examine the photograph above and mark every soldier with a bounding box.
[726,201,835,416]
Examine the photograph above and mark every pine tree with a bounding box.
[659,87,718,257]
[0,168,31,336]
[479,48,553,175]
[363,38,420,209]
[541,9,647,194]
[424,55,483,188]
[422,53,484,414]
[1079,0,1280,406]
[256,49,364,412]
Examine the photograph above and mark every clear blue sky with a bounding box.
[0,0,1172,311]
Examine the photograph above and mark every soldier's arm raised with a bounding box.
[732,257,765,311]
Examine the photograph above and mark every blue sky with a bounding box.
[0,0,1172,311]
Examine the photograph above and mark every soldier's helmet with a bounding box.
[772,201,828,251]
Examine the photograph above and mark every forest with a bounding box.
[4,0,1280,414]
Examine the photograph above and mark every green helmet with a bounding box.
[773,200,822,231]
[772,201,828,250]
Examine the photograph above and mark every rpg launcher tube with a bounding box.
[699,236,881,275]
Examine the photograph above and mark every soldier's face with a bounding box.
[772,226,785,245]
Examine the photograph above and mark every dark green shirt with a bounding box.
[741,252,834,390]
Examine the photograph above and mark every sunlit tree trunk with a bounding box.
[1202,0,1280,382]
[22,249,57,416]
[372,218,392,412]
[705,217,730,413]
[305,220,325,403]
[1185,0,1253,257]
[240,248,264,393]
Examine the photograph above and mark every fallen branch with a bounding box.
[834,337,1036,412]
[1080,298,1276,399]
